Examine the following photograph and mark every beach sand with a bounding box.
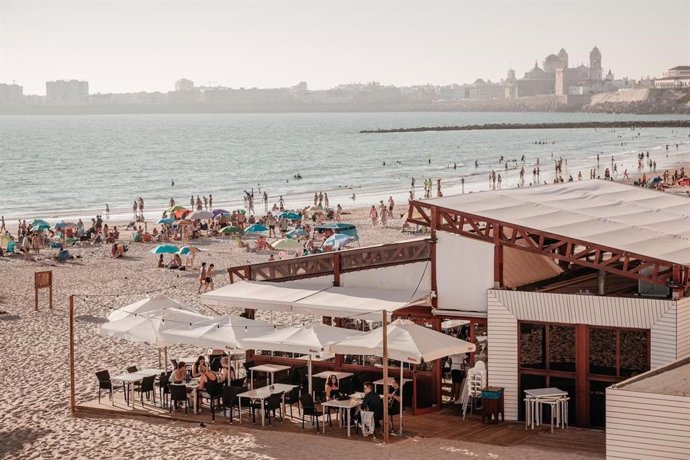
[0,204,606,460]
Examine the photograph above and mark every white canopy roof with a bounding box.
[158,315,273,350]
[99,307,211,347]
[107,294,199,321]
[423,180,690,265]
[331,319,476,364]
[201,281,429,320]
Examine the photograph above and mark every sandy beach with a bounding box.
[0,202,609,460]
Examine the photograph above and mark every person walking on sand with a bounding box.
[190,195,194,208]
[369,205,378,226]
[335,204,342,221]
[279,195,284,208]
[203,196,208,210]
[437,179,443,197]
[324,193,329,208]
[461,177,465,194]
[138,197,145,219]
[388,196,395,215]
[198,262,207,294]
[105,204,110,219]
[132,200,138,220]
[204,264,215,292]
[314,192,318,206]
[0,216,5,232]
[209,194,213,209]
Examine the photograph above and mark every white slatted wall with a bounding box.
[676,297,690,359]
[606,387,690,460]
[487,290,679,421]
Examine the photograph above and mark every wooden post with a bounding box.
[333,252,341,287]
[382,309,389,444]
[493,225,503,288]
[69,295,76,414]
[34,270,53,311]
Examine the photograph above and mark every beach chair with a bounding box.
[222,386,242,423]
[169,384,188,415]
[284,386,301,418]
[198,379,223,421]
[95,370,125,403]
[299,394,327,431]
[134,375,156,407]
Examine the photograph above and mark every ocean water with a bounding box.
[1,112,690,221]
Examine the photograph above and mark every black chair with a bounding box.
[284,386,301,418]
[126,366,138,373]
[134,375,156,407]
[198,379,223,421]
[222,386,242,423]
[158,372,172,407]
[169,384,188,415]
[95,370,124,403]
[299,394,327,431]
[264,392,284,425]
[171,359,178,368]
[230,377,246,388]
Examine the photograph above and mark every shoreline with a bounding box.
[361,120,690,134]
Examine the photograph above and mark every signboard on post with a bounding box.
[34,270,53,311]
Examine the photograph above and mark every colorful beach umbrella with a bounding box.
[53,221,77,229]
[212,209,229,216]
[168,205,187,212]
[233,209,247,215]
[177,246,202,255]
[220,226,242,235]
[245,223,268,233]
[31,223,50,231]
[173,209,189,219]
[271,238,302,250]
[150,244,179,254]
[157,217,176,225]
[31,219,49,227]
[323,234,355,249]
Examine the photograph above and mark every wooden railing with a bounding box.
[228,238,431,283]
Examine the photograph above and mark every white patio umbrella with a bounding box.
[107,294,200,321]
[331,318,476,435]
[188,210,215,220]
[159,315,273,384]
[241,322,363,395]
[100,307,211,369]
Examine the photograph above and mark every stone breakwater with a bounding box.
[360,120,690,134]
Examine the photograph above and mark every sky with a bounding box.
[1,0,689,95]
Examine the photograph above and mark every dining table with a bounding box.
[111,369,164,407]
[321,397,362,437]
[237,383,296,427]
[248,364,291,389]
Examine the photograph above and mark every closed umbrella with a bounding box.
[188,210,214,220]
[271,238,302,251]
[331,318,476,435]
[245,223,268,233]
[242,323,363,394]
[150,244,179,254]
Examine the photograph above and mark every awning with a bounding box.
[201,281,430,320]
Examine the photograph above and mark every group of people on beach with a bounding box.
[368,197,396,226]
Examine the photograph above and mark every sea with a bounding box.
[1,111,690,222]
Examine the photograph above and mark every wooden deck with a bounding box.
[77,393,605,457]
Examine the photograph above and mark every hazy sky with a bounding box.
[2,0,689,95]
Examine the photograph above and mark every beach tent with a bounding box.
[107,294,199,321]
[331,318,475,435]
[315,222,358,240]
[322,233,355,249]
[99,307,210,347]
[242,323,363,394]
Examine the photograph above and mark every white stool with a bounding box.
[536,397,561,433]
[559,396,570,429]
[524,397,537,430]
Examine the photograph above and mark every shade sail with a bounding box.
[201,281,430,320]
[422,180,690,266]
[158,315,273,350]
[241,323,363,354]
[331,319,475,364]
[99,307,211,347]
[107,294,200,321]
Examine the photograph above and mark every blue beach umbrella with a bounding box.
[286,228,307,239]
[31,223,51,231]
[150,244,179,254]
[245,223,268,233]
[279,212,301,220]
[177,246,202,255]
[157,217,176,225]
[323,234,355,249]
[31,219,49,227]
[53,221,77,229]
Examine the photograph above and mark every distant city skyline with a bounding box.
[1,0,689,95]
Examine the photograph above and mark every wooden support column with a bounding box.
[69,295,76,414]
[493,224,503,288]
[575,324,589,427]
[430,208,438,309]
[382,310,389,444]
[333,252,341,287]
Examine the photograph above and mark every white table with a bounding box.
[373,377,411,393]
[249,364,291,389]
[313,371,353,380]
[111,369,162,407]
[237,383,296,427]
[524,387,569,431]
[321,398,362,437]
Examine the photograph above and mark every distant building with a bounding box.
[46,80,89,105]
[175,78,194,92]
[516,61,554,97]
[0,83,23,105]
[654,66,690,88]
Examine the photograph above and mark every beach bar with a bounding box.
[217,180,690,427]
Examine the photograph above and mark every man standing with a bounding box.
[369,205,378,226]
[138,197,145,219]
[209,194,213,209]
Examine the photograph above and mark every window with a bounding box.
[589,327,649,378]
[589,327,617,376]
[549,325,576,372]
[619,330,649,378]
[520,323,546,369]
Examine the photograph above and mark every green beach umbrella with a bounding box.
[220,226,242,235]
[271,238,302,251]
[150,244,179,254]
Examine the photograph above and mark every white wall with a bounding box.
[677,297,690,359]
[341,261,431,292]
[607,387,690,459]
[436,231,494,313]
[486,290,679,421]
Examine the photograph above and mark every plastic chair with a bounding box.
[169,384,188,415]
[299,394,325,431]
[222,386,242,423]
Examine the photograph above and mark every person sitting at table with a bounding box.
[191,356,205,378]
[325,374,340,400]
[171,362,187,384]
[356,382,383,433]
[196,363,219,397]
[219,357,235,383]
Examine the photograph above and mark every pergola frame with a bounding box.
[407,200,689,295]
